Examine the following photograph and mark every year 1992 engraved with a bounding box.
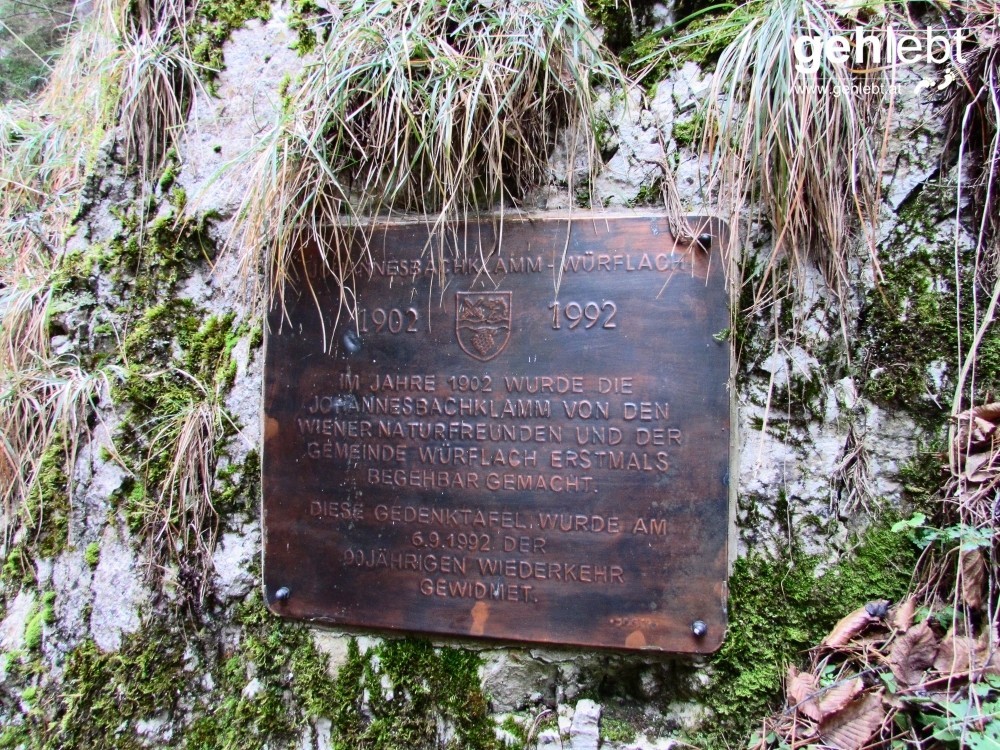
[547,301,617,330]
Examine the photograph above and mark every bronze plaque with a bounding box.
[263,214,731,652]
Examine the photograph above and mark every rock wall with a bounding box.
[0,2,987,749]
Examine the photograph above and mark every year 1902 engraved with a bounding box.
[356,307,419,334]
[446,375,493,392]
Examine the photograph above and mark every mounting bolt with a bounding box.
[696,233,713,252]
[342,329,362,354]
[275,587,291,603]
[691,620,707,638]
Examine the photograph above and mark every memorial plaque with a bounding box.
[263,214,732,653]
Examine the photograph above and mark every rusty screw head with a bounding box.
[691,620,708,638]
[342,329,362,354]
[275,587,291,603]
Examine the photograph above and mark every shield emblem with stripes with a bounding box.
[455,291,512,362]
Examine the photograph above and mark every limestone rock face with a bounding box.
[89,525,147,651]
[0,591,36,653]
[568,699,601,750]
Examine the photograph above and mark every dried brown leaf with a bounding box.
[822,606,877,649]
[935,631,1000,679]
[784,669,864,724]
[787,666,822,721]
[818,677,865,718]
[934,633,976,675]
[964,451,995,481]
[960,549,986,610]
[890,621,939,688]
[971,402,1000,423]
[818,689,885,750]
[892,597,916,633]
[954,404,1000,456]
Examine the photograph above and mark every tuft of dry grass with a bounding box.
[0,0,202,545]
[659,0,888,308]
[0,359,114,544]
[228,0,624,323]
[713,0,886,301]
[114,0,201,184]
[141,382,228,601]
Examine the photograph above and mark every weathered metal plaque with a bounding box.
[263,214,731,652]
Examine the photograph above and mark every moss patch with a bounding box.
[106,229,245,542]
[586,0,659,54]
[213,449,260,517]
[23,591,56,652]
[113,302,241,508]
[601,716,638,743]
[28,628,185,749]
[330,637,500,750]
[84,541,101,568]
[191,0,272,91]
[289,0,328,54]
[184,593,338,749]
[672,111,705,148]
[21,439,71,559]
[1,546,36,588]
[858,182,1000,421]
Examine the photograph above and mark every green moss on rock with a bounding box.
[23,591,55,651]
[214,449,260,517]
[187,595,499,750]
[586,0,658,54]
[31,629,185,749]
[289,0,326,54]
[84,541,101,568]
[186,312,240,392]
[191,0,272,91]
[672,112,704,148]
[344,639,498,750]
[858,184,1000,421]
[601,717,637,743]
[1,545,35,588]
[184,593,338,749]
[22,439,71,559]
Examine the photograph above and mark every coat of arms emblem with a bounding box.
[455,291,512,361]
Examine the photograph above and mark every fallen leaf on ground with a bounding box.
[892,597,916,633]
[964,451,997,482]
[890,621,939,688]
[823,606,878,649]
[787,666,822,721]
[819,689,885,750]
[971,403,1000,423]
[935,631,1000,679]
[818,677,864,718]
[960,549,986,610]
[954,403,1000,456]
